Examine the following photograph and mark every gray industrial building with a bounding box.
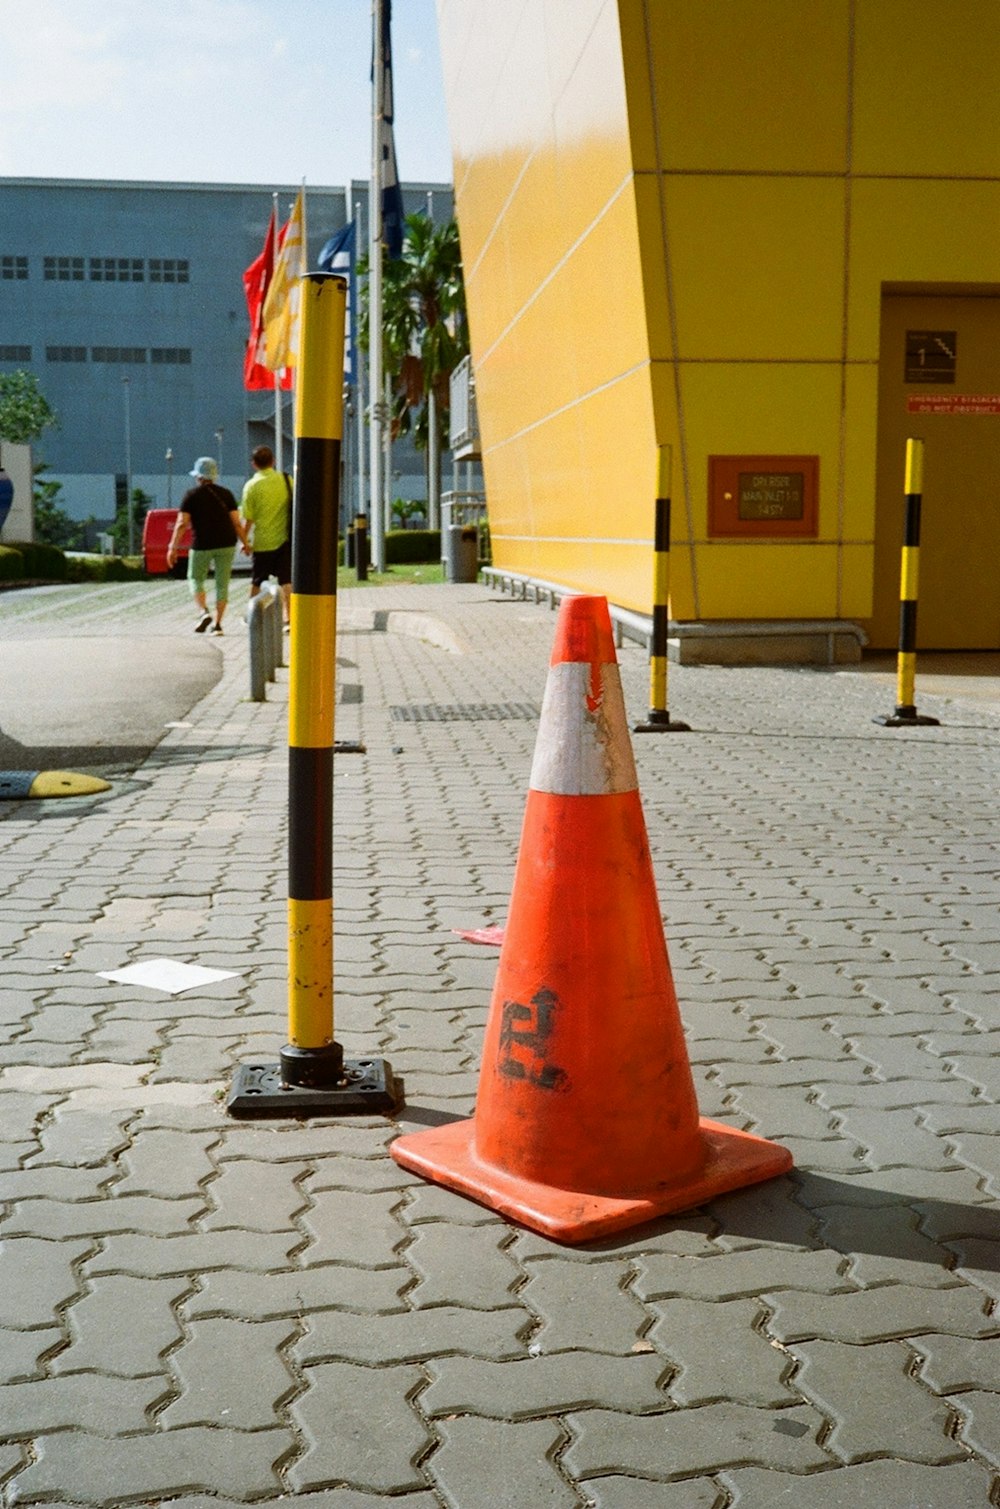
[0,176,453,532]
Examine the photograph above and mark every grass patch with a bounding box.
[337,562,448,589]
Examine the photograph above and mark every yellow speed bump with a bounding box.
[0,770,111,799]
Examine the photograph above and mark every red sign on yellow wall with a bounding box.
[907,394,1000,415]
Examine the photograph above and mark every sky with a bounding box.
[0,0,454,188]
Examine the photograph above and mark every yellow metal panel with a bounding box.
[841,364,879,541]
[666,177,846,360]
[565,188,651,391]
[697,545,841,618]
[634,174,671,362]
[549,1,633,250]
[853,0,1000,176]
[677,362,845,540]
[847,180,1000,361]
[575,366,658,537]
[838,543,876,619]
[474,268,582,437]
[618,0,657,172]
[644,0,851,173]
[502,148,564,318]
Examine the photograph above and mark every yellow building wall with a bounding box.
[436,0,1000,629]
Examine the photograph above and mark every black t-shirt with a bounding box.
[181,482,239,549]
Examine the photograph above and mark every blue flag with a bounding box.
[377,0,405,258]
[317,220,357,381]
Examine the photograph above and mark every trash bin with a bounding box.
[444,524,479,583]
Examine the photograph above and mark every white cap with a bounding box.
[189,456,218,480]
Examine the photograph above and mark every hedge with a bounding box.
[3,540,68,580]
[0,546,24,581]
[385,529,441,564]
[65,554,144,582]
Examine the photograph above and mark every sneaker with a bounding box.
[210,623,224,636]
[194,613,212,633]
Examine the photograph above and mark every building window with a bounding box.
[91,347,147,363]
[46,346,88,362]
[44,257,85,281]
[89,258,144,282]
[150,347,192,364]
[148,259,189,284]
[1,257,28,280]
[0,345,32,361]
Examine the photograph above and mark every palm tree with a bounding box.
[359,213,469,528]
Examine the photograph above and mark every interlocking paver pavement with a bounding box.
[1,579,998,1506]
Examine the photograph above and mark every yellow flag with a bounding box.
[263,191,305,371]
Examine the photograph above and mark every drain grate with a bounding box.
[390,702,539,724]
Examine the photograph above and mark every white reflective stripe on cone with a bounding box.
[529,662,638,796]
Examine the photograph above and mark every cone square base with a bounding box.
[391,1116,793,1244]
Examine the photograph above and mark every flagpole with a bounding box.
[354,195,367,530]
[369,0,386,573]
[272,192,283,473]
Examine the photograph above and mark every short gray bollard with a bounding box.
[248,583,282,701]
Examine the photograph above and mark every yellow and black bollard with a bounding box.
[228,273,396,1116]
[874,437,940,729]
[355,512,369,582]
[633,445,691,734]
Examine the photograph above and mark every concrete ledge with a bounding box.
[482,567,867,666]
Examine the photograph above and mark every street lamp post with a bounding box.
[165,447,174,508]
[122,376,134,556]
[214,427,224,481]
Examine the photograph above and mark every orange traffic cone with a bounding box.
[391,596,792,1242]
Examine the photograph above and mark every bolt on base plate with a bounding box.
[227,1057,399,1117]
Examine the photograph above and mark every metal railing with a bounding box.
[248,582,284,701]
[441,490,490,564]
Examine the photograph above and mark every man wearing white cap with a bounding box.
[167,457,249,634]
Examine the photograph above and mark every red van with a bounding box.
[142,508,190,576]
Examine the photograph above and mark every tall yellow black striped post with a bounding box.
[633,446,691,734]
[228,273,396,1117]
[874,437,940,729]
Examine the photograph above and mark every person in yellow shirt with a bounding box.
[240,445,292,625]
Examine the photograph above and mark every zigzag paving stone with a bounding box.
[6,1424,296,1505]
[52,1273,189,1375]
[790,1338,968,1463]
[719,1460,995,1506]
[632,1246,852,1301]
[297,1187,409,1266]
[404,1220,524,1307]
[425,1415,578,1508]
[185,1261,408,1318]
[520,1258,650,1353]
[767,1282,996,1343]
[814,1200,964,1287]
[85,1229,300,1277]
[647,1297,798,1407]
[160,1316,299,1429]
[294,1302,530,1365]
[0,1371,164,1436]
[286,1361,430,1494]
[581,1478,721,1509]
[0,1192,204,1239]
[0,1237,94,1330]
[914,1332,1000,1391]
[561,1402,831,1478]
[157,1495,444,1509]
[955,1390,1000,1469]
[421,1349,668,1419]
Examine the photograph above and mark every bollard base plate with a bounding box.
[633,716,692,734]
[334,740,366,755]
[873,709,941,728]
[227,1057,399,1117]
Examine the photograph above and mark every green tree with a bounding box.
[0,371,57,444]
[32,470,76,547]
[360,214,469,522]
[111,487,152,558]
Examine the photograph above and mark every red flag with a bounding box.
[243,209,292,391]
